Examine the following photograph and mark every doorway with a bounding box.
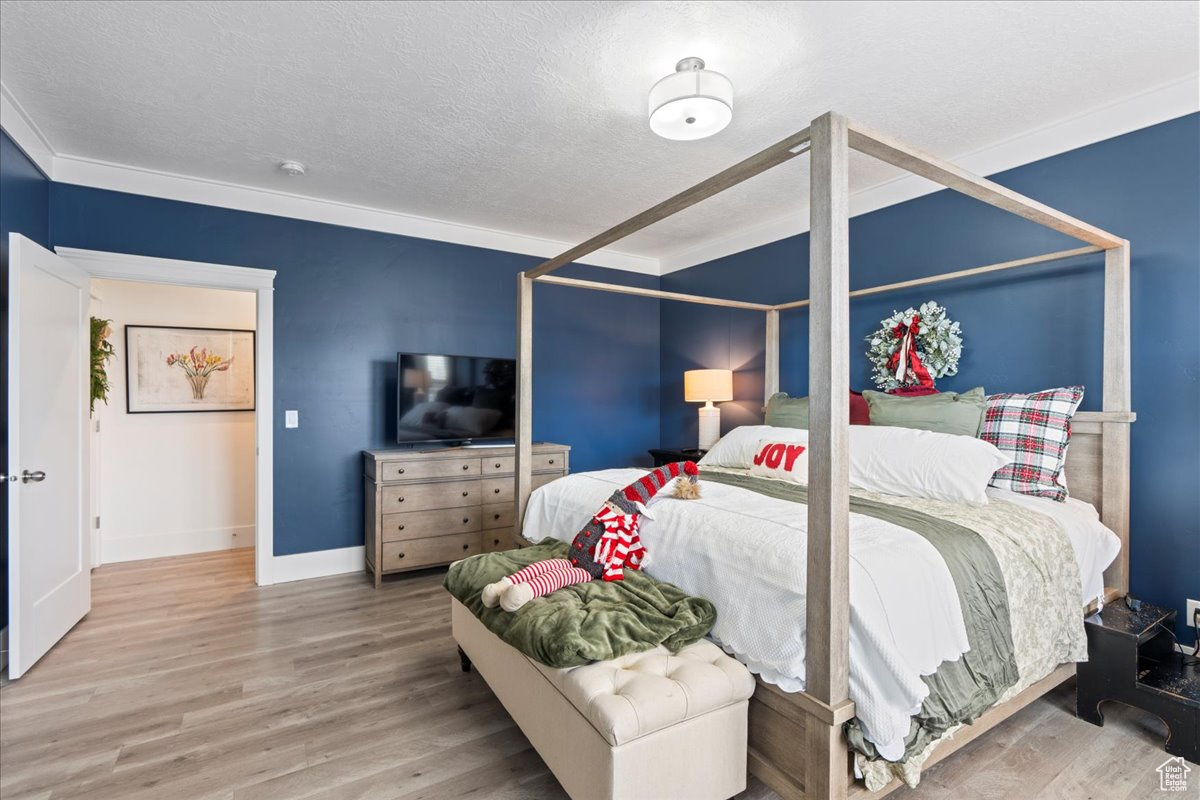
[89,279,257,567]
[60,247,277,586]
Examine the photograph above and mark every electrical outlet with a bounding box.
[1188,599,1200,628]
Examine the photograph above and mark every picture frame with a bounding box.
[125,325,256,413]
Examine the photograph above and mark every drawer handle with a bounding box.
[398,552,405,559]
[397,497,404,503]
[493,488,501,494]
[494,462,501,468]
[462,543,470,550]
[493,513,501,520]
[462,464,470,471]
[493,538,500,546]
[462,517,469,524]
[398,524,405,530]
[398,468,405,474]
[462,491,469,497]
[548,459,555,465]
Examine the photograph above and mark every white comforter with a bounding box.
[522,468,1117,762]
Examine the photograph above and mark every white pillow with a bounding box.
[700,424,1010,506]
[700,425,807,468]
[847,425,1011,507]
[749,439,810,484]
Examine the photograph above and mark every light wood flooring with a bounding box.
[0,548,1184,799]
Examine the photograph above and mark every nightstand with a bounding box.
[648,447,706,467]
[1077,600,1198,762]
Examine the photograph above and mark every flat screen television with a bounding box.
[396,352,516,446]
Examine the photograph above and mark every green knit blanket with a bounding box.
[443,540,716,668]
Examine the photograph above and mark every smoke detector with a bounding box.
[278,160,306,176]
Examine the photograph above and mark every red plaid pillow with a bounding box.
[979,386,1084,501]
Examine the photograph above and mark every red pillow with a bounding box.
[850,391,871,425]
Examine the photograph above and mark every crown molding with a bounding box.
[0,83,55,177]
[0,81,657,275]
[657,73,1200,273]
[49,154,660,274]
[4,74,1195,278]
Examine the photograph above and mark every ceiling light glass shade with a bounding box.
[649,59,733,141]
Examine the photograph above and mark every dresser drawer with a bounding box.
[482,477,514,503]
[378,458,480,482]
[383,508,482,543]
[381,479,480,512]
[483,456,515,475]
[381,533,480,571]
[481,473,562,503]
[482,530,515,552]
[534,452,565,472]
[482,502,514,530]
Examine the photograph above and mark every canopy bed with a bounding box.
[509,112,1133,800]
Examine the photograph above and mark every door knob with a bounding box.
[21,470,46,484]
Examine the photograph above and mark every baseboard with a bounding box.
[0,627,7,674]
[269,546,365,584]
[102,524,256,563]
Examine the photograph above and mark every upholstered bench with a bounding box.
[451,598,755,800]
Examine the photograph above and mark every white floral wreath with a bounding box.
[866,301,962,391]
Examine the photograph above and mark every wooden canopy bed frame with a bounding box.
[510,112,1134,800]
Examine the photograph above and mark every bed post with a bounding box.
[765,309,780,408]
[805,111,852,800]
[1101,242,1131,595]
[515,273,534,534]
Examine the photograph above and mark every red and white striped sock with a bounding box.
[506,558,574,584]
[500,563,591,611]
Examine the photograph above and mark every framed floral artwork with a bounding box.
[125,325,255,413]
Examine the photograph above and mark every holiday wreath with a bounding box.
[865,301,962,391]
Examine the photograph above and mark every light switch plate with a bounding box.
[285,410,299,429]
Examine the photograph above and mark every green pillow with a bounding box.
[862,387,986,437]
[765,392,811,428]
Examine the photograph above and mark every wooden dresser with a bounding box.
[363,443,570,587]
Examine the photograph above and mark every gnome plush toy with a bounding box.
[481,461,701,611]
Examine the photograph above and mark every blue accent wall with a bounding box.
[1,128,51,630]
[48,185,660,556]
[661,114,1200,642]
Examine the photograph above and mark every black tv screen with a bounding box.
[396,353,516,445]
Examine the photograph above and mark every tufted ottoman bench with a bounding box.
[451,598,755,800]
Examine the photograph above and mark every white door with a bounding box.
[6,234,91,679]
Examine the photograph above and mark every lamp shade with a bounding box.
[684,369,733,403]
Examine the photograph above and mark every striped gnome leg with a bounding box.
[500,563,591,612]
[481,558,574,608]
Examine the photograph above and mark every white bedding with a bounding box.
[522,468,1118,762]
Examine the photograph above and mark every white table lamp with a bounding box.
[684,369,733,451]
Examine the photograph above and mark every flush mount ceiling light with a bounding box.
[278,160,306,176]
[648,57,733,141]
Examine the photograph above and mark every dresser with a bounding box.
[363,443,570,587]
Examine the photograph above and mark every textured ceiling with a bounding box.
[1,0,1196,263]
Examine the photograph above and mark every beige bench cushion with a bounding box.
[532,640,755,746]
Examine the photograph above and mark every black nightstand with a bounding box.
[1077,600,1198,762]
[648,447,706,467]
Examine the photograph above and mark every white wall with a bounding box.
[93,279,256,563]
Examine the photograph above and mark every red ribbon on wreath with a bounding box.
[886,314,935,389]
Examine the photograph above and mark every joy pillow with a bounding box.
[749,440,809,484]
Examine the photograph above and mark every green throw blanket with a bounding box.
[700,469,1019,763]
[444,540,717,668]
